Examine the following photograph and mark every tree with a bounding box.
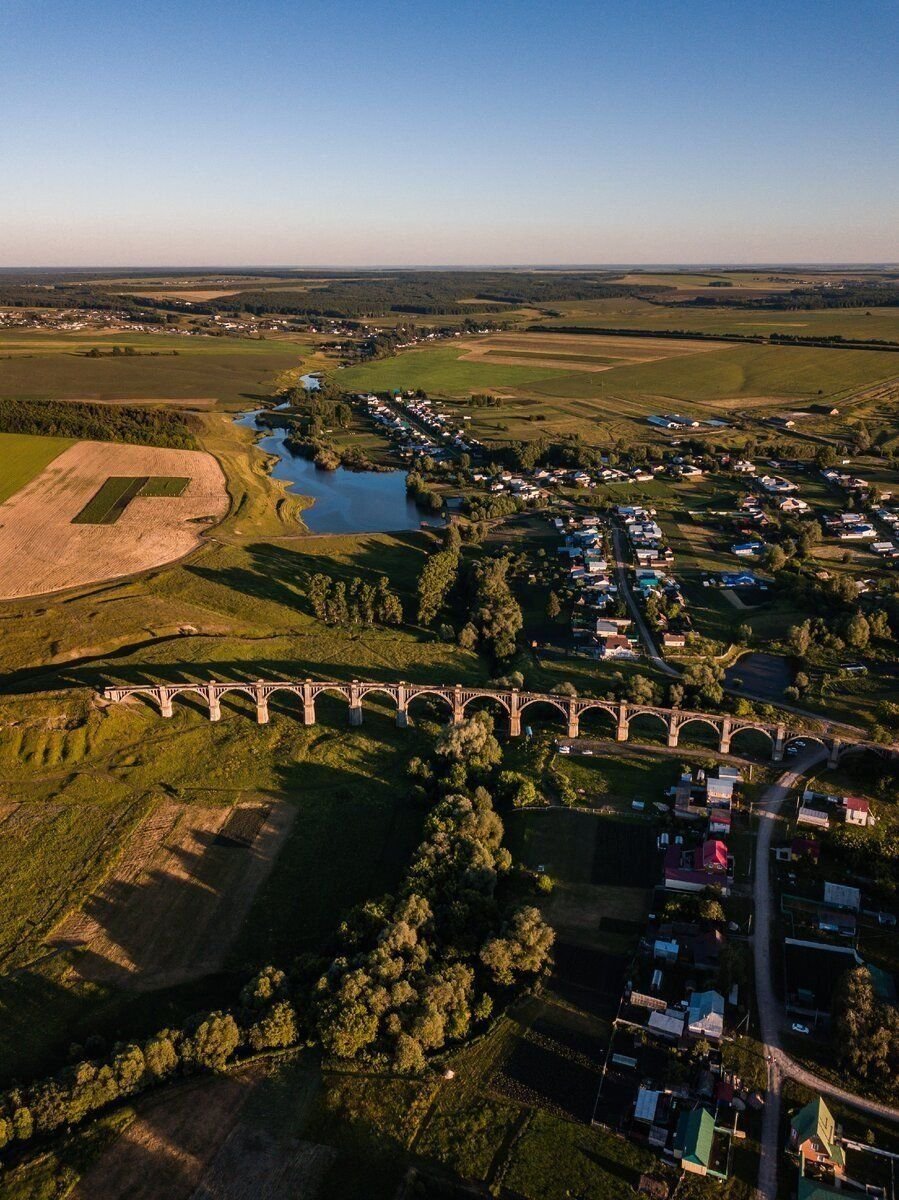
[393,1032,426,1074]
[469,557,523,661]
[480,907,554,985]
[736,623,752,645]
[435,712,502,771]
[545,591,562,620]
[248,1001,299,1052]
[457,621,479,650]
[844,612,870,651]
[627,674,655,705]
[417,544,460,626]
[143,1032,179,1081]
[185,1013,240,1070]
[766,545,787,573]
[787,621,811,655]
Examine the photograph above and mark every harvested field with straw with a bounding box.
[51,799,296,991]
[0,439,229,598]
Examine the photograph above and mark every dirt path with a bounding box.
[51,798,295,990]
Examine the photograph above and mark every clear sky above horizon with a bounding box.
[1,0,896,267]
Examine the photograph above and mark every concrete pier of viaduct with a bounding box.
[100,678,872,766]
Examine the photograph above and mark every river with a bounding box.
[236,378,444,535]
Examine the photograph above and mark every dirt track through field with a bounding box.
[0,440,228,599]
[51,798,296,990]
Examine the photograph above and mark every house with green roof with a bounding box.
[674,1106,728,1178]
[789,1096,846,1176]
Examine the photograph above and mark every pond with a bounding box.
[724,652,794,699]
[235,395,444,535]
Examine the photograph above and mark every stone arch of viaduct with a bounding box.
[100,678,884,766]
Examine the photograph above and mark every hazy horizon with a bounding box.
[2,0,896,266]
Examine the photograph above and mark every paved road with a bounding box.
[752,750,899,1200]
[610,523,866,740]
[610,526,677,677]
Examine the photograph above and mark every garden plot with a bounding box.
[0,439,228,598]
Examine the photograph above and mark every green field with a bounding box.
[0,431,75,503]
[72,475,189,523]
[336,335,899,450]
[539,297,899,341]
[0,331,311,408]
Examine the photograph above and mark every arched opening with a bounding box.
[727,726,774,761]
[462,695,510,726]
[676,718,721,752]
[312,686,352,731]
[405,690,455,729]
[169,686,217,720]
[358,686,403,737]
[217,686,259,722]
[626,710,669,746]
[817,747,898,802]
[517,698,567,737]
[264,686,305,721]
[576,704,619,740]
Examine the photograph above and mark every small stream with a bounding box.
[236,376,443,535]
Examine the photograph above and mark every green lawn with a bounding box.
[0,431,75,503]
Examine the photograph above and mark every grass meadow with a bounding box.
[0,330,312,408]
[337,333,899,448]
[0,431,75,503]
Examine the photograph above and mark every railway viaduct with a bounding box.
[101,678,872,765]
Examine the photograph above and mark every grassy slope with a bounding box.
[0,431,75,503]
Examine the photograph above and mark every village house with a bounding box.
[789,1096,846,1178]
[664,839,731,895]
[674,1107,728,1178]
[687,989,725,1043]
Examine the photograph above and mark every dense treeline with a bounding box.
[316,714,553,1070]
[0,285,171,323]
[415,529,524,662]
[0,398,197,450]
[673,281,899,311]
[121,272,669,319]
[308,573,403,626]
[832,967,899,1095]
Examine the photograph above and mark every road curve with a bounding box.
[753,751,899,1200]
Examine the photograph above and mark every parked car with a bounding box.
[791,1023,810,1035]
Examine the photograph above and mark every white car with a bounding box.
[791,1023,810,1035]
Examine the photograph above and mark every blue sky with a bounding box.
[1,0,896,265]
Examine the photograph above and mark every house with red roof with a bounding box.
[664,840,732,896]
[841,797,873,827]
